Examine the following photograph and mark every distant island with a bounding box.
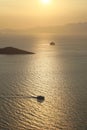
[0,47,35,55]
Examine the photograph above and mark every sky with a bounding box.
[0,0,87,29]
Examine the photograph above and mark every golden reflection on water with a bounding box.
[0,42,74,130]
[11,42,73,129]
[24,43,68,129]
[0,35,87,130]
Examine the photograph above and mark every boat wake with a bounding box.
[0,95,45,103]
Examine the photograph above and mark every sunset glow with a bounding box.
[0,0,87,29]
[41,0,50,4]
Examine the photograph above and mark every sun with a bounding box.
[41,0,50,4]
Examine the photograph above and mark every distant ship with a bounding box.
[50,42,55,45]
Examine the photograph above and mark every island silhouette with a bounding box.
[0,47,35,55]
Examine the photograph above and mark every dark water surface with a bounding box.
[0,34,87,130]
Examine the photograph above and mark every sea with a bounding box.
[0,33,87,130]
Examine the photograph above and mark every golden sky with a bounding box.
[0,0,87,29]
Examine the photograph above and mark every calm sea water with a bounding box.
[0,34,87,130]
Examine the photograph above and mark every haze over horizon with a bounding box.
[0,0,87,29]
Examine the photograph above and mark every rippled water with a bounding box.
[0,34,87,130]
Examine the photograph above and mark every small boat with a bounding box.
[50,42,55,45]
[36,96,45,102]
